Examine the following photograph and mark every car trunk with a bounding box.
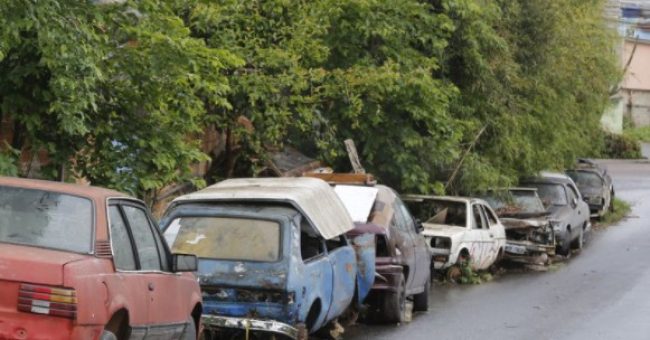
[0,244,87,313]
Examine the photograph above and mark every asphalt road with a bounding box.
[346,159,650,340]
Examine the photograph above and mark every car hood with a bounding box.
[546,205,574,222]
[500,217,549,230]
[422,223,466,238]
[0,243,88,286]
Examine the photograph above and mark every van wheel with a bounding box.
[412,273,430,312]
[382,273,406,323]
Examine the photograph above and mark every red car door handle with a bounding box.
[148,282,155,291]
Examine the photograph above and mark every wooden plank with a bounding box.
[304,172,376,185]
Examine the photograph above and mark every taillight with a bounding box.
[17,284,77,319]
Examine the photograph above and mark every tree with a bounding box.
[0,0,238,201]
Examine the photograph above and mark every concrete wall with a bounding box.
[622,40,650,91]
[623,89,650,126]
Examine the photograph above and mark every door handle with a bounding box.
[489,234,494,238]
[148,282,155,291]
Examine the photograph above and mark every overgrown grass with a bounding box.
[625,126,650,143]
[596,198,631,227]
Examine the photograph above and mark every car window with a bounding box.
[123,205,162,271]
[471,204,487,229]
[566,185,578,206]
[150,225,170,271]
[299,216,325,262]
[524,183,568,206]
[0,186,93,253]
[165,216,281,262]
[392,202,408,231]
[567,184,581,200]
[325,235,348,252]
[482,204,498,227]
[395,197,416,232]
[108,206,137,271]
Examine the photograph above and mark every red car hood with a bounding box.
[0,243,89,286]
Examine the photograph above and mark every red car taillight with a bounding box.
[17,283,77,319]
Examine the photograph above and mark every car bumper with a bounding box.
[202,314,299,339]
[430,247,453,270]
[372,263,403,293]
[504,241,555,264]
[0,311,101,340]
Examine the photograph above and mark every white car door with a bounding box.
[481,204,506,265]
[468,203,492,270]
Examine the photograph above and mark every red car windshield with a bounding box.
[0,186,93,253]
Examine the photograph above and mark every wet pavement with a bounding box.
[346,159,650,340]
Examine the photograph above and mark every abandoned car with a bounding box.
[520,172,591,256]
[321,176,431,324]
[481,188,555,265]
[0,177,201,340]
[404,196,506,274]
[160,177,373,339]
[566,159,615,218]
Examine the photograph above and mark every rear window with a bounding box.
[0,186,93,253]
[566,170,603,188]
[164,217,281,262]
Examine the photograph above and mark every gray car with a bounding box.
[520,172,591,257]
[566,159,614,218]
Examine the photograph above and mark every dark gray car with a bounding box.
[520,172,591,257]
[566,159,614,218]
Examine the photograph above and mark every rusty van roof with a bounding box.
[172,177,354,239]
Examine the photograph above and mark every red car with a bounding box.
[0,177,201,340]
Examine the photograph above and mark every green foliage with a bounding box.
[598,198,631,226]
[624,125,650,143]
[0,0,237,200]
[440,0,620,193]
[0,0,622,202]
[603,133,642,159]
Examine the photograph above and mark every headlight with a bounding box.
[431,237,451,249]
[550,220,562,232]
[587,196,602,204]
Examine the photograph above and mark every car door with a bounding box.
[567,183,589,228]
[297,216,334,331]
[480,204,506,265]
[324,235,356,322]
[118,201,188,339]
[469,203,491,269]
[395,197,430,290]
[391,200,418,288]
[106,204,150,338]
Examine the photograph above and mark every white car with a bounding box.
[404,195,506,271]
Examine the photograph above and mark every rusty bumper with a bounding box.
[202,314,299,339]
[504,240,555,264]
[371,263,403,293]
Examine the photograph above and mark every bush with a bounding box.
[603,133,642,159]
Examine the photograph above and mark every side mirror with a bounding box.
[172,253,198,272]
[571,197,578,208]
[415,219,424,233]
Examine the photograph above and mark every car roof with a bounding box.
[0,176,130,200]
[521,171,576,185]
[172,177,354,239]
